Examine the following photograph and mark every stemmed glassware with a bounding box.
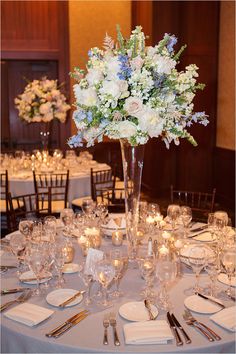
[204,252,221,297]
[180,206,192,238]
[95,203,108,226]
[167,204,181,233]
[207,213,216,241]
[44,216,57,241]
[188,245,206,293]
[110,250,125,297]
[81,198,96,217]
[95,259,115,307]
[60,208,74,237]
[9,233,27,274]
[221,247,236,297]
[26,244,47,296]
[138,254,156,300]
[19,219,34,241]
[156,259,177,310]
[78,262,94,305]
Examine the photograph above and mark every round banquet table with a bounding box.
[1,233,235,354]
[7,162,110,206]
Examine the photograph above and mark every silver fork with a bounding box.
[109,312,120,346]
[0,290,33,312]
[183,310,221,341]
[103,314,109,345]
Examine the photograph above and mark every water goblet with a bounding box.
[156,259,177,310]
[19,219,34,241]
[60,208,74,237]
[221,247,236,297]
[208,213,216,241]
[95,259,115,307]
[95,202,108,225]
[167,204,181,233]
[180,206,192,238]
[110,250,125,297]
[188,245,206,293]
[44,216,57,238]
[9,233,27,274]
[204,252,221,297]
[81,198,96,217]
[26,244,47,296]
[78,262,94,305]
[138,254,156,300]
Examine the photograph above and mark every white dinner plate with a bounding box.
[184,295,223,314]
[192,232,217,242]
[19,270,52,285]
[62,263,80,274]
[119,301,158,322]
[218,273,236,287]
[46,289,83,308]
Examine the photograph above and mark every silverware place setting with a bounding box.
[0,289,33,312]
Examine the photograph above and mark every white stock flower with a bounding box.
[105,57,120,80]
[86,69,104,86]
[74,85,98,106]
[39,102,51,115]
[130,55,144,70]
[124,97,143,116]
[154,54,176,74]
[138,108,163,138]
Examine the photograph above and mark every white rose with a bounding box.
[130,55,144,70]
[74,85,98,106]
[106,57,120,80]
[116,121,137,138]
[138,108,163,138]
[99,80,121,99]
[86,69,104,86]
[154,54,176,74]
[124,97,143,116]
[39,102,51,115]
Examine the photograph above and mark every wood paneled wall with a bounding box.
[1,0,70,151]
[132,0,220,199]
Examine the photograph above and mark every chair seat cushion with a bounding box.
[39,200,68,213]
[115,180,124,189]
[71,196,93,207]
[0,199,23,213]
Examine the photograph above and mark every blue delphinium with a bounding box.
[164,33,178,53]
[68,132,84,148]
[118,55,132,80]
[153,72,166,89]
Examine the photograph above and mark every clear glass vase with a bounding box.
[39,123,50,151]
[120,139,145,263]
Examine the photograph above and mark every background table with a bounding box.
[8,162,110,206]
[1,234,235,353]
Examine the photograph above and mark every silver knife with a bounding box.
[52,312,89,338]
[45,310,88,337]
[190,225,208,232]
[1,287,31,295]
[171,313,191,344]
[167,312,183,346]
[58,290,85,307]
[196,293,225,309]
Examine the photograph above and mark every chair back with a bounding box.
[0,170,10,230]
[90,168,115,201]
[8,191,51,232]
[33,170,69,208]
[170,185,216,221]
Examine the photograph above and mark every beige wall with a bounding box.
[216,1,235,150]
[69,0,131,134]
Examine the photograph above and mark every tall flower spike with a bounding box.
[103,33,115,51]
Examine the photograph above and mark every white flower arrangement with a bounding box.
[69,26,209,148]
[15,77,70,124]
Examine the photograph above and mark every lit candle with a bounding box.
[146,216,155,224]
[143,260,153,271]
[162,231,171,240]
[84,227,101,248]
[174,239,183,250]
[159,244,169,256]
[112,231,123,246]
[63,244,75,263]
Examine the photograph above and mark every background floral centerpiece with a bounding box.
[69,25,208,149]
[15,77,70,124]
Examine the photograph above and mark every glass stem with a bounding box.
[195,272,200,292]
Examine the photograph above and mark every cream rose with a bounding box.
[138,108,163,138]
[124,97,143,116]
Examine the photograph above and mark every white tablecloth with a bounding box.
[8,162,110,205]
[1,234,235,353]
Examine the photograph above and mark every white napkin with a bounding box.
[106,217,126,229]
[123,320,174,345]
[210,306,236,332]
[4,303,54,326]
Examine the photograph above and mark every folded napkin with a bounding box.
[106,216,126,229]
[210,306,236,332]
[123,320,174,345]
[4,303,54,326]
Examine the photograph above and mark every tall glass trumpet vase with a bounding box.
[40,123,50,151]
[120,139,145,264]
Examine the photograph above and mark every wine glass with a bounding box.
[78,262,94,305]
[180,206,192,238]
[207,213,216,241]
[95,259,115,307]
[44,215,57,238]
[26,244,47,296]
[95,202,108,225]
[81,198,96,216]
[167,204,181,232]
[110,250,125,297]
[19,219,34,240]
[60,208,74,237]
[156,259,177,310]
[9,233,27,274]
[147,203,160,216]
[188,245,206,293]
[204,252,221,297]
[138,254,156,300]
[221,247,236,297]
